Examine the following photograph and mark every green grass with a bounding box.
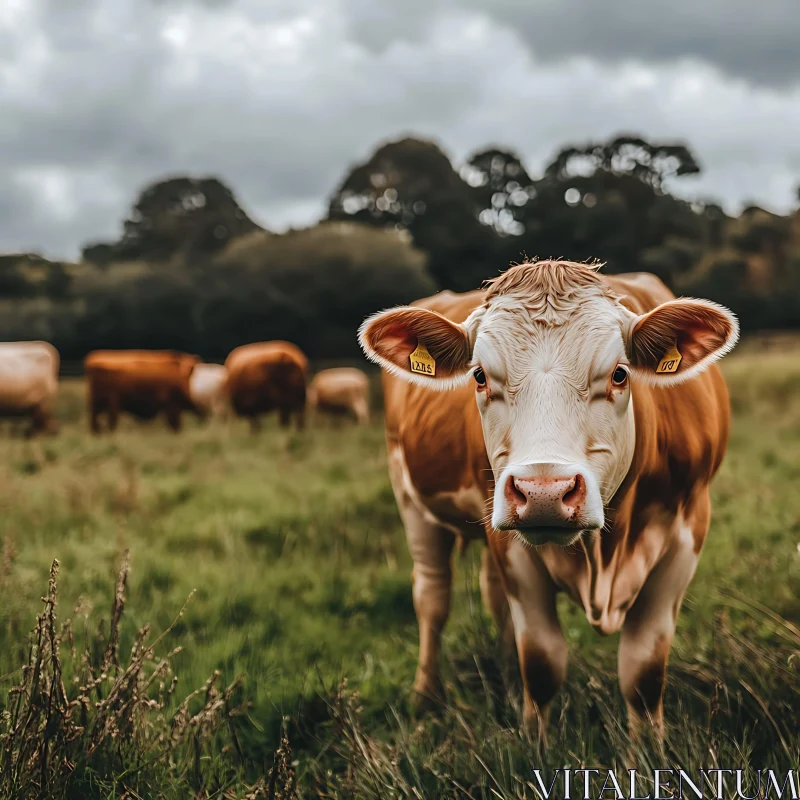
[0,347,798,797]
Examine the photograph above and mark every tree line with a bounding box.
[2,134,799,360]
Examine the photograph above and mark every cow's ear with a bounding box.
[359,306,475,389]
[627,298,739,385]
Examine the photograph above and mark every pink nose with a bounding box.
[505,473,587,526]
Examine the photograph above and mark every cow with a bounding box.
[359,260,738,744]
[308,367,370,425]
[225,341,307,432]
[85,350,198,433]
[189,363,229,420]
[0,341,60,436]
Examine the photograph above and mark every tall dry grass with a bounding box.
[0,554,298,799]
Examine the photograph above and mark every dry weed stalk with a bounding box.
[0,552,281,799]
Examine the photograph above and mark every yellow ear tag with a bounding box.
[409,341,436,376]
[656,343,682,374]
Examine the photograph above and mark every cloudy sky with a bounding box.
[2,0,799,260]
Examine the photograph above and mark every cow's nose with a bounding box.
[505,472,587,526]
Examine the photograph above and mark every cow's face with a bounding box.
[360,262,738,547]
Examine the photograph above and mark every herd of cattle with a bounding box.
[0,339,370,435]
[0,258,744,748]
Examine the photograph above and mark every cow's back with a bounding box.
[84,349,182,370]
[0,341,60,374]
[226,341,308,372]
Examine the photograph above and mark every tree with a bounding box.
[328,137,496,291]
[497,134,706,277]
[82,176,262,264]
[463,147,535,236]
[80,242,115,267]
[0,254,73,299]
[727,208,791,256]
[544,134,701,192]
[208,221,435,357]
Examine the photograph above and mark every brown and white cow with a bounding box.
[359,260,738,742]
[0,341,60,436]
[190,363,230,419]
[308,367,370,425]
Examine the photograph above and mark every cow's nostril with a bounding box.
[506,476,528,508]
[561,474,586,509]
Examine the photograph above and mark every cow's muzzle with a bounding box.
[493,462,603,545]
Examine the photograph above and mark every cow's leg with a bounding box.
[618,497,707,742]
[479,546,514,653]
[107,394,120,431]
[278,408,291,429]
[249,415,261,434]
[89,394,103,434]
[37,404,57,436]
[295,407,306,431]
[165,406,182,432]
[353,398,370,425]
[387,444,454,705]
[26,404,48,438]
[407,512,455,705]
[499,538,567,747]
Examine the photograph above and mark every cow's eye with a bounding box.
[612,366,629,386]
[473,367,487,387]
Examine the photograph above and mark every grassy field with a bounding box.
[0,344,798,798]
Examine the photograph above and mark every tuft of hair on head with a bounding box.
[484,258,606,301]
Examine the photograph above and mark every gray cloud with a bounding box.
[0,0,798,259]
[475,0,800,89]
[338,0,800,89]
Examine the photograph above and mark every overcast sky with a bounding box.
[2,0,799,260]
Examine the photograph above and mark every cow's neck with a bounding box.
[539,382,665,634]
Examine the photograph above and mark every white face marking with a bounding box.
[467,291,637,544]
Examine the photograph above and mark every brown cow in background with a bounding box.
[225,341,307,432]
[85,350,199,434]
[308,367,370,425]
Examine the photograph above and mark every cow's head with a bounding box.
[360,260,738,547]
